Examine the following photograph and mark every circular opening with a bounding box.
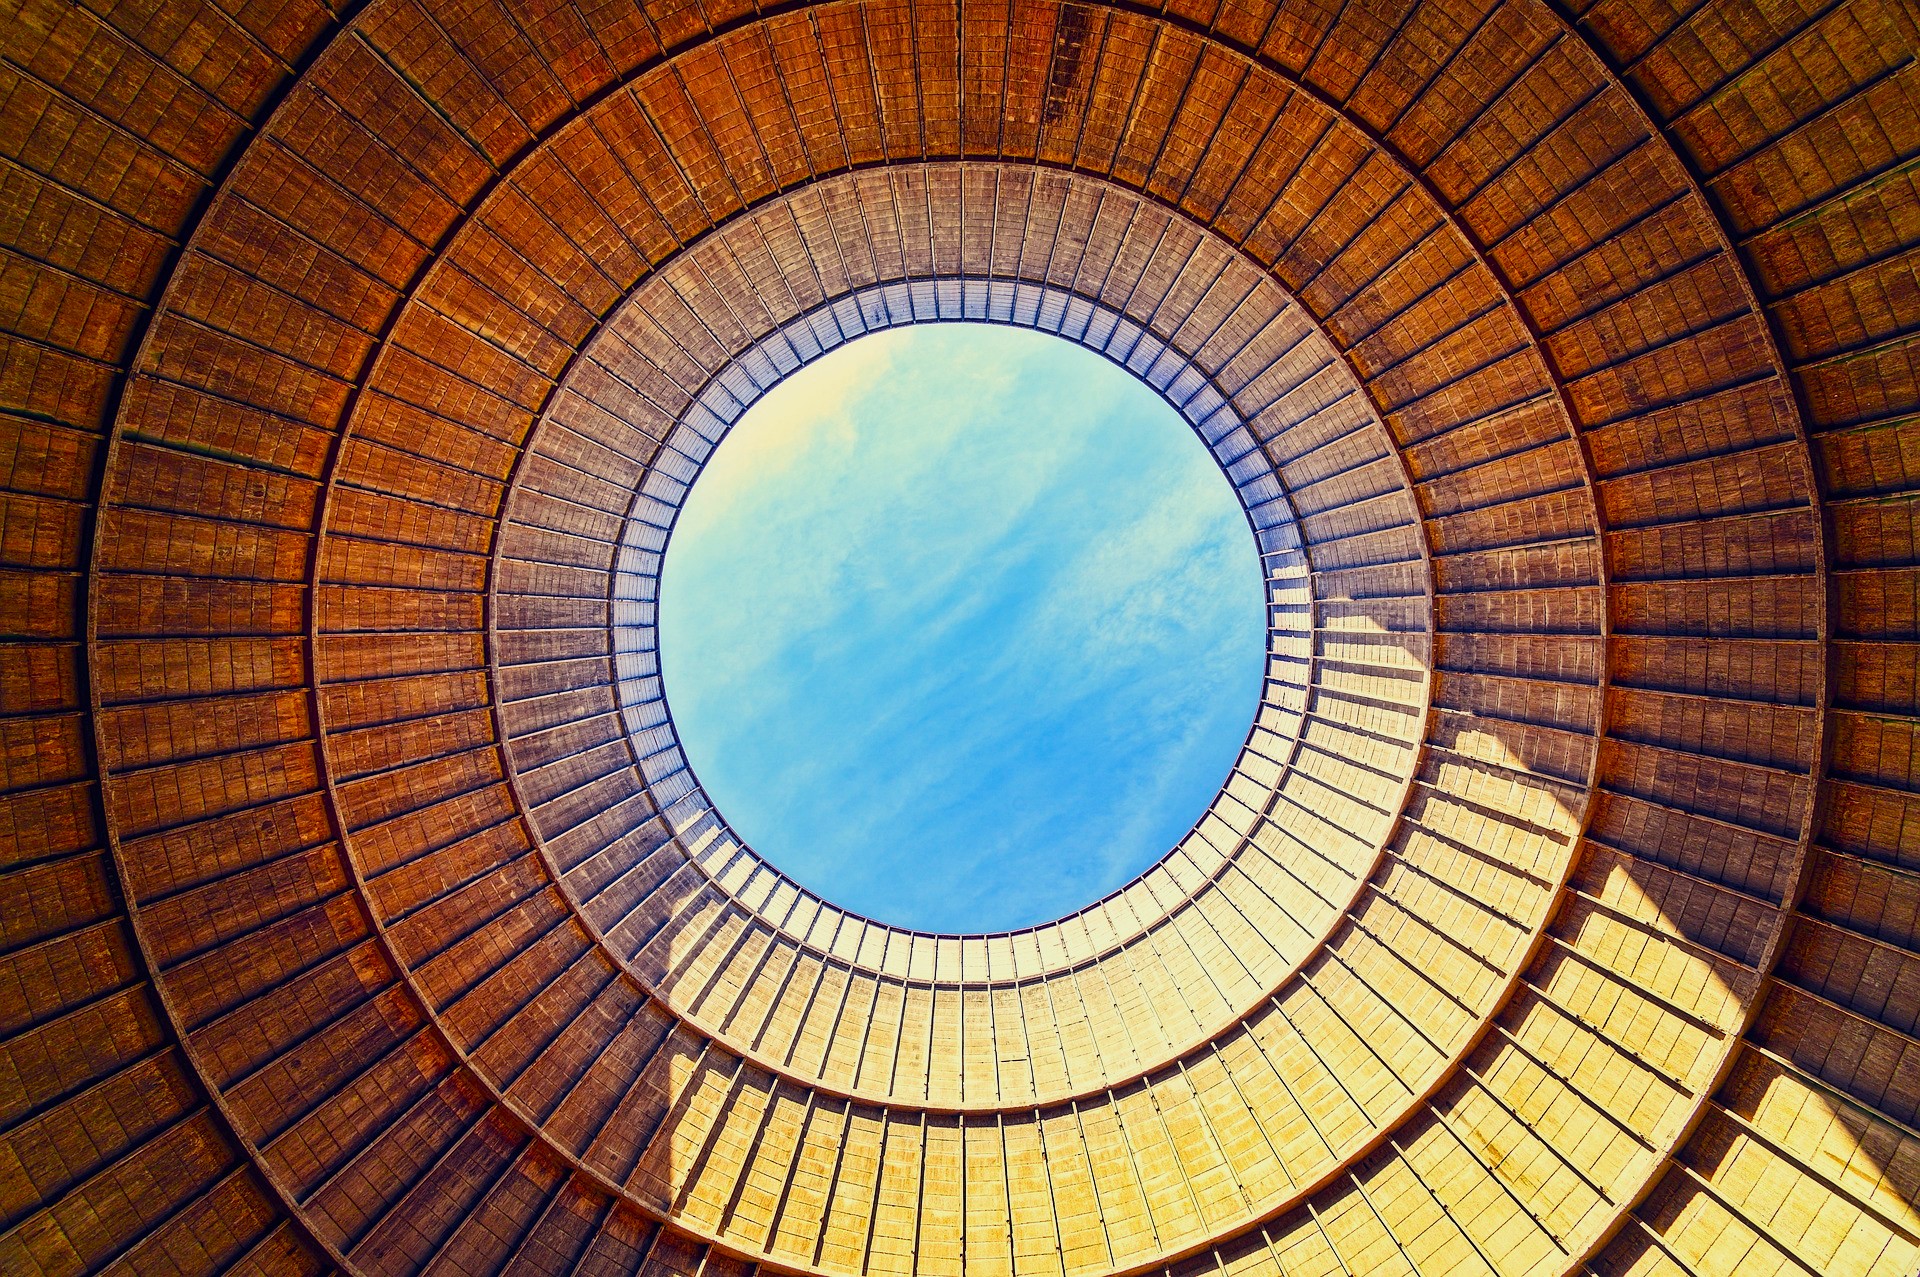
[657,324,1268,933]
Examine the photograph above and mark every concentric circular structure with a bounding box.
[1,0,1916,1274]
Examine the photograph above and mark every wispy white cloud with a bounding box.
[657,324,1266,932]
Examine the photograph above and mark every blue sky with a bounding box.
[658,324,1267,933]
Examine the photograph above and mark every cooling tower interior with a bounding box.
[2,0,1919,1273]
